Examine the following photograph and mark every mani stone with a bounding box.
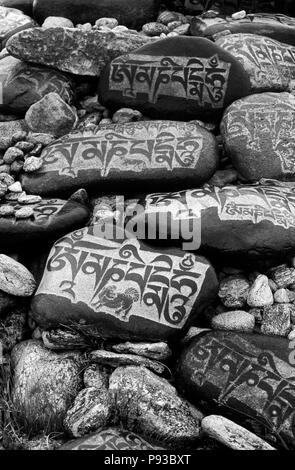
[30,225,218,342]
[109,366,200,448]
[6,27,153,77]
[11,340,83,432]
[33,0,160,30]
[216,34,295,93]
[0,5,36,50]
[60,427,164,450]
[176,330,295,450]
[0,53,73,115]
[98,36,251,121]
[20,120,219,197]
[190,13,295,46]
[135,182,295,261]
[0,191,90,252]
[221,93,295,182]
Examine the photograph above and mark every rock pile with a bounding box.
[1,0,295,453]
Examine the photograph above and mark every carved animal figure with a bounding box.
[93,285,139,320]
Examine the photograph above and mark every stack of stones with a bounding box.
[1,0,295,452]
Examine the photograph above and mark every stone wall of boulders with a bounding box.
[1,0,295,452]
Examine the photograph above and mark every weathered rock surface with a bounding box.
[216,34,295,93]
[176,330,295,449]
[111,341,172,361]
[0,254,35,296]
[60,427,164,450]
[261,303,292,336]
[109,366,201,448]
[218,275,250,308]
[64,387,112,437]
[99,36,251,121]
[201,415,275,450]
[247,275,274,307]
[0,53,73,115]
[211,310,255,333]
[6,27,153,76]
[25,92,77,137]
[90,350,166,375]
[83,364,110,390]
[0,5,36,50]
[221,93,295,182]
[21,120,219,197]
[11,340,83,431]
[0,306,26,352]
[0,120,27,149]
[33,0,160,30]
[42,328,90,350]
[30,226,218,341]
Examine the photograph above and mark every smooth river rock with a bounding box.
[60,427,164,450]
[0,53,73,115]
[190,13,295,46]
[216,34,295,93]
[0,5,35,50]
[176,330,295,449]
[221,93,295,182]
[33,0,160,30]
[99,36,251,121]
[0,190,90,251]
[30,225,218,341]
[6,27,152,76]
[134,181,295,261]
[21,120,219,197]
[0,1,33,16]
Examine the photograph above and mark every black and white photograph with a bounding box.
[1,0,295,457]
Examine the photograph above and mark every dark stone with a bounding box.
[134,181,295,261]
[0,52,74,115]
[0,191,90,252]
[221,93,295,182]
[176,330,295,449]
[6,27,153,77]
[33,0,160,29]
[0,5,36,50]
[98,36,251,121]
[0,289,19,317]
[21,121,219,197]
[0,1,33,16]
[190,13,295,46]
[60,427,164,450]
[30,225,218,341]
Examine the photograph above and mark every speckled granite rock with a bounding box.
[6,27,153,76]
[11,340,84,432]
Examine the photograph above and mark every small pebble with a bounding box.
[112,108,142,124]
[18,194,42,204]
[8,181,22,193]
[15,206,34,219]
[42,16,74,28]
[173,23,190,35]
[232,10,247,20]
[5,191,25,201]
[27,133,55,146]
[95,17,118,29]
[0,173,14,186]
[23,157,42,173]
[0,205,14,217]
[112,25,129,33]
[142,22,169,36]
[212,311,255,333]
[29,143,43,157]
[247,275,274,307]
[14,141,35,153]
[274,288,291,304]
[3,147,24,164]
[11,131,28,145]
[10,160,24,174]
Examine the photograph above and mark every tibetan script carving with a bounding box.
[109,54,231,106]
[40,121,204,178]
[36,228,208,328]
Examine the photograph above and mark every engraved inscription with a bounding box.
[145,184,295,229]
[36,228,208,328]
[40,121,204,178]
[109,54,231,107]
